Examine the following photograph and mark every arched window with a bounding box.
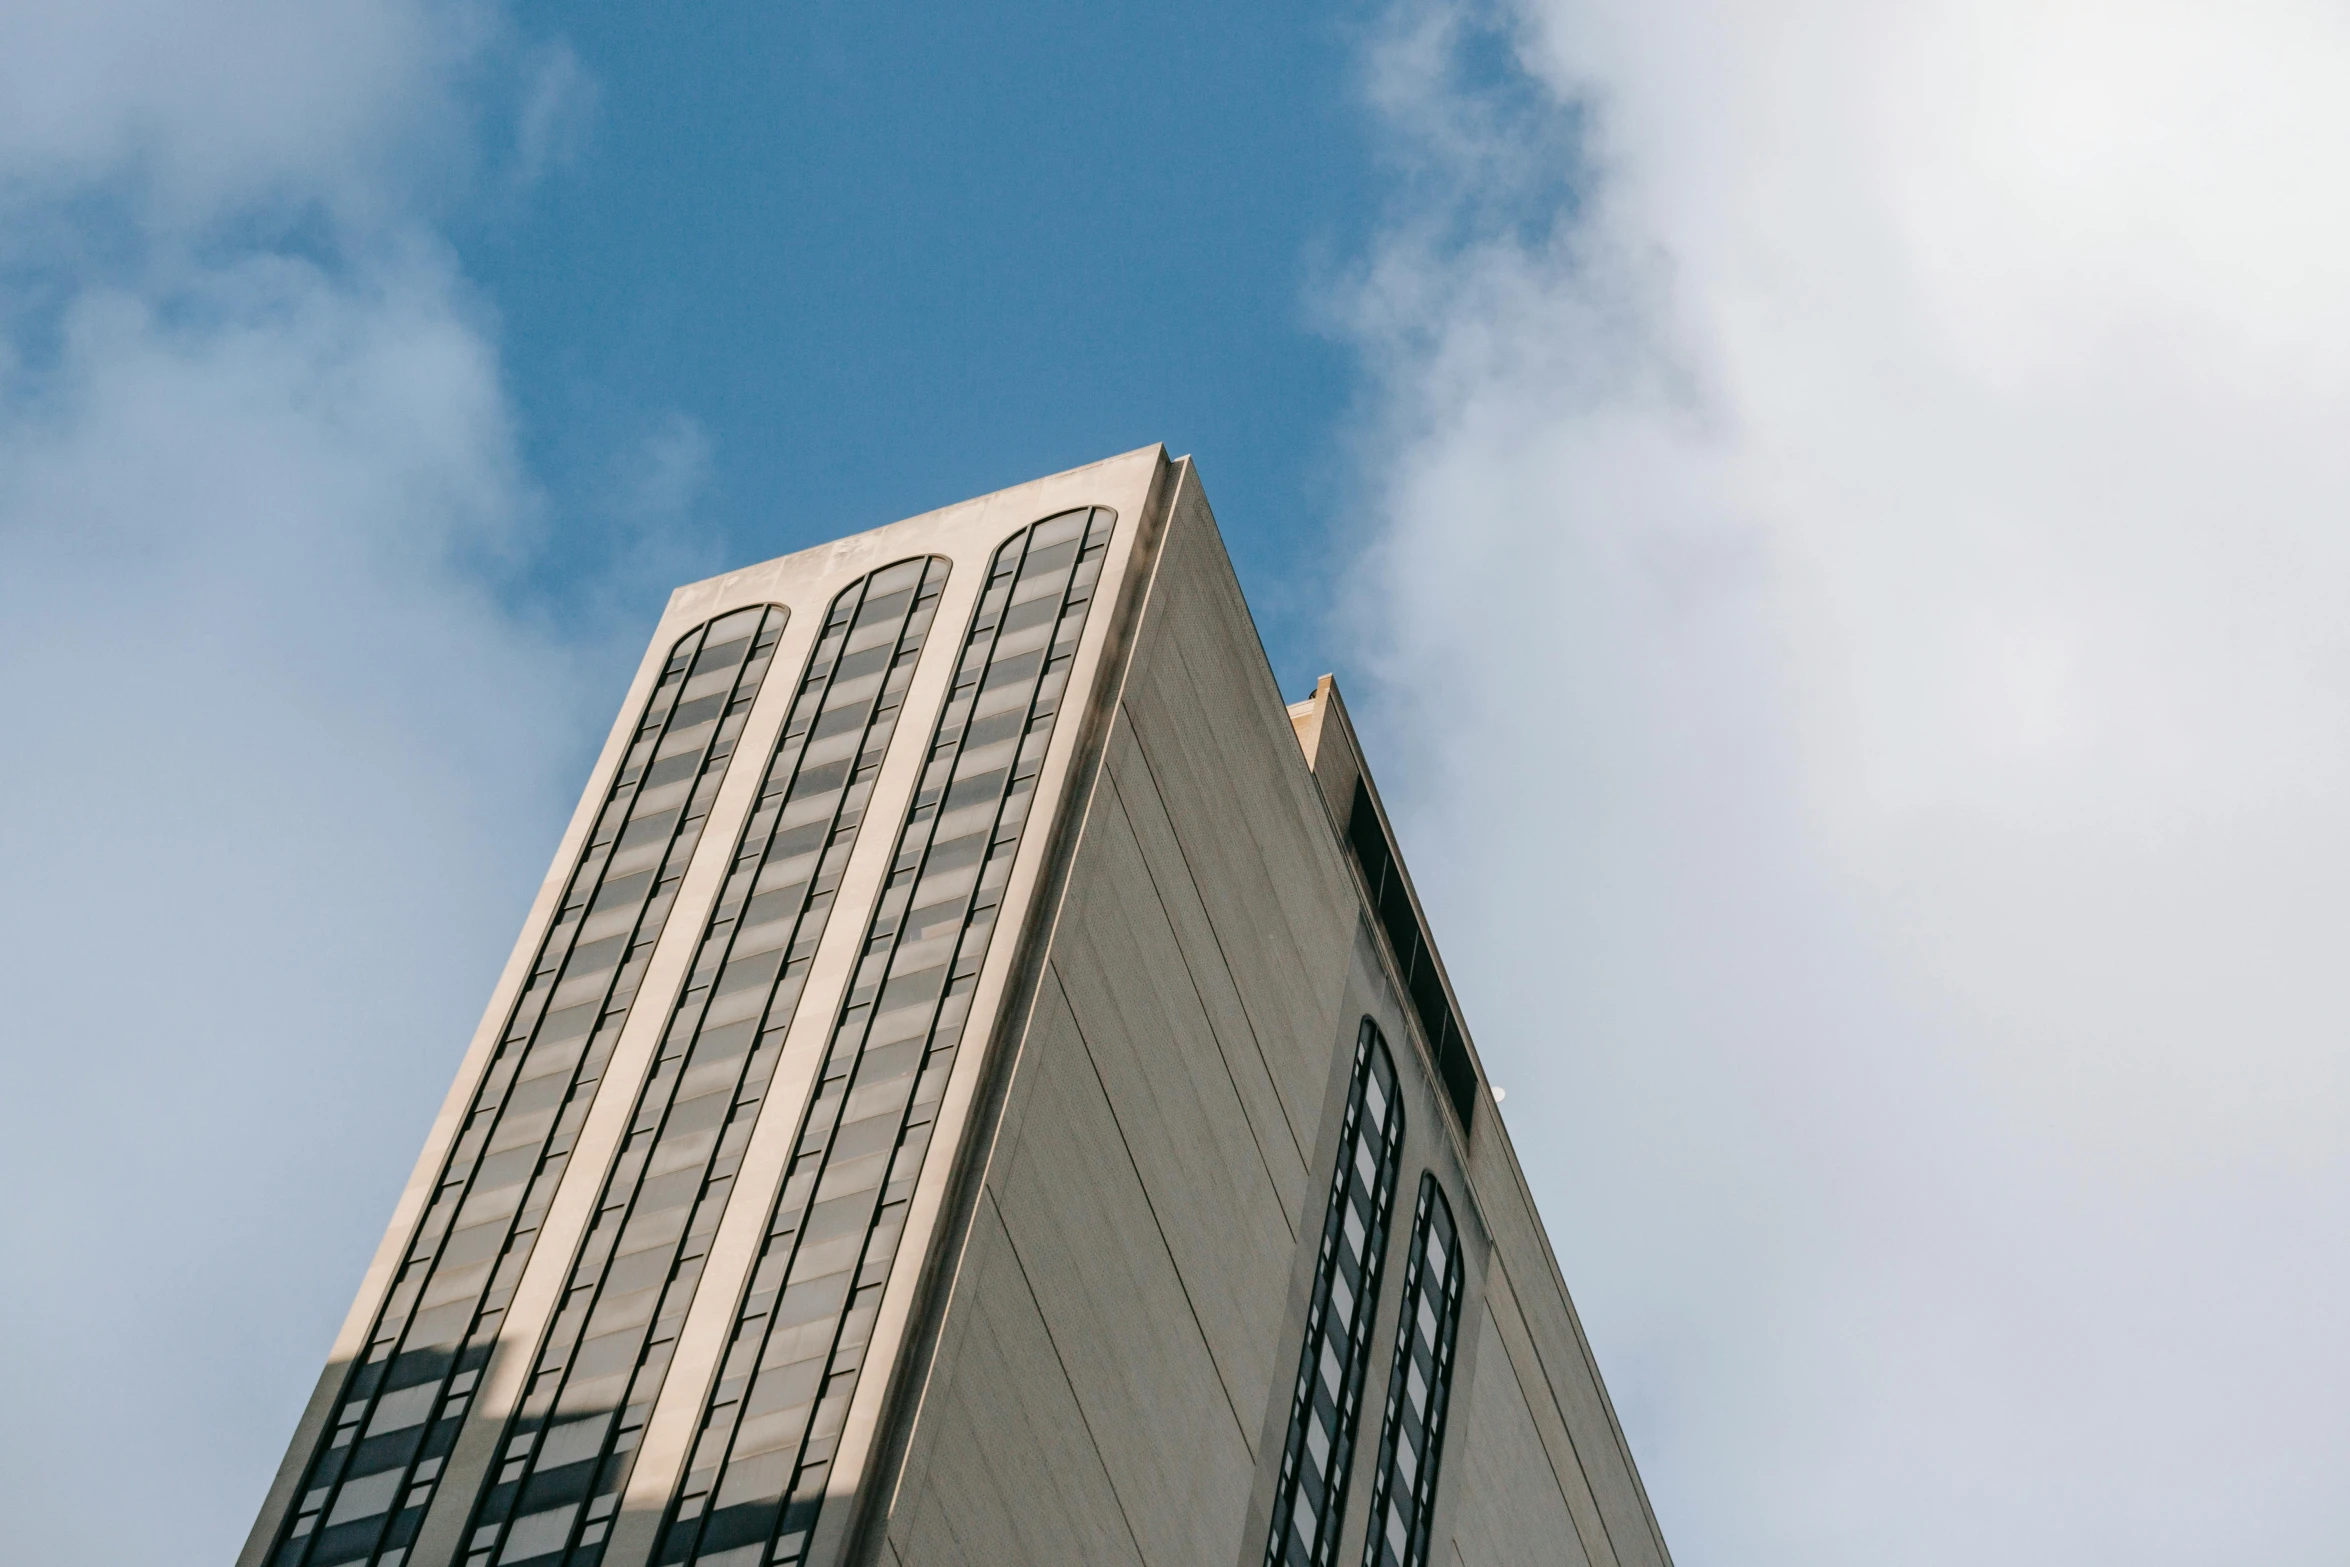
[272,605,789,1567]
[459,559,951,1567]
[1265,1019,1407,1567]
[1362,1174,1465,1567]
[658,507,1116,1567]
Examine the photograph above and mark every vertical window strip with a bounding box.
[1265,1021,1406,1567]
[1361,1175,1465,1567]
[271,606,788,1567]
[657,507,1116,1567]
[459,562,951,1567]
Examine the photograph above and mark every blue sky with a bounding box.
[472,0,1376,703]
[7,3,2350,1564]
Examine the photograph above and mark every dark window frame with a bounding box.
[1263,1018,1407,1567]
[1362,1172,1467,1567]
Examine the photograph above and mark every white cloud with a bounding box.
[0,0,485,228]
[622,409,717,525]
[1338,2,2350,1561]
[514,37,599,188]
[0,4,628,1561]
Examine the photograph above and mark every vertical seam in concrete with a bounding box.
[1120,707,1311,1176]
[1056,966,1257,1448]
[1520,1233,1670,1567]
[987,1181,1153,1567]
[1495,1258,1625,1567]
[1102,759,1297,1243]
[922,1458,981,1567]
[1485,1302,1599,1563]
[1484,1110,1674,1565]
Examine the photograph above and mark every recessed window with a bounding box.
[1264,1018,1407,1567]
[1362,1173,1466,1567]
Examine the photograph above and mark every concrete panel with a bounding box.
[879,964,1081,1526]
[1466,1133,1674,1567]
[1110,482,1358,1161]
[1099,718,1310,1217]
[1143,486,1358,968]
[988,970,1259,1567]
[1482,1259,1620,1567]
[886,1195,1145,1567]
[1445,1305,1592,1567]
[1045,775,1300,1441]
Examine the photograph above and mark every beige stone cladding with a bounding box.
[859,464,1674,1567]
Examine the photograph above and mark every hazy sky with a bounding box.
[4,3,2346,1563]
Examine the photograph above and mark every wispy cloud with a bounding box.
[514,37,599,188]
[0,4,642,1559]
[620,409,716,526]
[1336,2,2350,1561]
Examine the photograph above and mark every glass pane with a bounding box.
[1263,1020,1407,1567]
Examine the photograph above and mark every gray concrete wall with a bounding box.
[1447,1303,1592,1567]
[870,464,1672,1567]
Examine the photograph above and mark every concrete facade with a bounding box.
[245,449,1673,1567]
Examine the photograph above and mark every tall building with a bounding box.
[244,448,1674,1567]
